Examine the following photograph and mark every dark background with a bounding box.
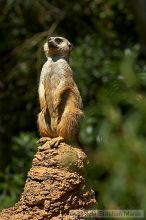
[1,0,146,217]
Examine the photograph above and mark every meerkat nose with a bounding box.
[48,39,55,48]
[48,38,52,43]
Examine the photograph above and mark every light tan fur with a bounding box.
[37,36,83,144]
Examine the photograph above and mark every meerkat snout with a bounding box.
[48,40,55,48]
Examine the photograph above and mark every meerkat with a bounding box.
[37,36,83,147]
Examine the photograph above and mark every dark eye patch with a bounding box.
[55,38,63,44]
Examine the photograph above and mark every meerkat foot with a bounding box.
[49,136,64,148]
[37,137,51,145]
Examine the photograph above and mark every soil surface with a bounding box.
[0,140,96,220]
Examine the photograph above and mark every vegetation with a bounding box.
[0,0,146,218]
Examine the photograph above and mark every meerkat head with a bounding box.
[44,36,73,59]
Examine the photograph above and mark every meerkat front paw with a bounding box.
[37,137,51,145]
[49,136,64,148]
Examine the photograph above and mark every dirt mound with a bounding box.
[0,140,96,220]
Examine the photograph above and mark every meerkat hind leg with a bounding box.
[49,136,64,148]
[37,137,51,145]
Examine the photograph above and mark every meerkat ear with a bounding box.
[43,42,49,57]
[68,42,74,51]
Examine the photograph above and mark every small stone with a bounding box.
[35,154,42,161]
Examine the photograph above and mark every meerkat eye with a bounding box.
[55,38,63,44]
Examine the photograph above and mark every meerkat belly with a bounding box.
[50,71,66,110]
[48,63,67,132]
[50,61,67,98]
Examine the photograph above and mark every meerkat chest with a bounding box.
[52,59,70,77]
[51,59,70,88]
[40,58,71,87]
[42,58,68,74]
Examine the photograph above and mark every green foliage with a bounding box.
[0,132,37,209]
[73,39,146,214]
[0,0,146,218]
